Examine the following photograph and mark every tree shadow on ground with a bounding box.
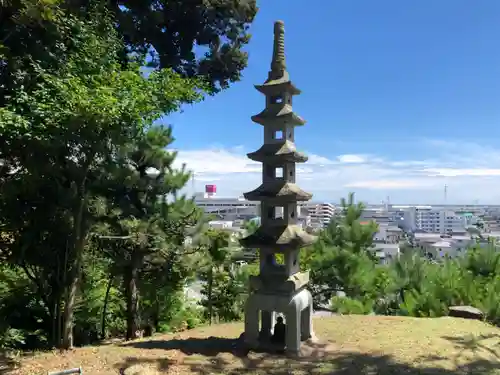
[442,333,500,360]
[119,336,500,375]
[0,352,18,375]
[415,332,500,374]
[122,336,248,357]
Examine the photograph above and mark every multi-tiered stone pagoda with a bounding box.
[240,20,317,356]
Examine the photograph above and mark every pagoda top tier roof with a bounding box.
[251,104,306,126]
[243,181,312,203]
[247,141,308,164]
[255,73,301,96]
[239,224,316,250]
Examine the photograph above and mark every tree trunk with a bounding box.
[207,266,213,325]
[101,274,114,339]
[49,291,63,348]
[124,253,142,340]
[61,225,87,349]
[61,259,82,349]
[153,299,160,332]
[50,298,57,348]
[61,192,88,349]
[56,295,62,347]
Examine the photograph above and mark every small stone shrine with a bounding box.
[240,20,317,356]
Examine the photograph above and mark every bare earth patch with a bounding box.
[2,316,500,375]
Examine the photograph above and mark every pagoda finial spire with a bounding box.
[271,20,286,76]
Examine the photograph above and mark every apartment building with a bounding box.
[393,206,467,234]
[299,202,335,228]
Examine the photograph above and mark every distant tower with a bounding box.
[240,20,316,356]
[205,184,217,198]
[444,184,448,203]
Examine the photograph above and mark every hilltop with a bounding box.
[3,316,500,375]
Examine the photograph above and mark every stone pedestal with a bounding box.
[244,288,314,355]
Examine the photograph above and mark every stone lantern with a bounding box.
[240,20,317,356]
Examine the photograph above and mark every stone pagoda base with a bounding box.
[243,288,315,356]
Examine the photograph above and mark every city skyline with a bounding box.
[167,0,500,203]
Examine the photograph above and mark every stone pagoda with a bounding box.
[240,20,317,356]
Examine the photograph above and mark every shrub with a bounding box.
[331,296,372,315]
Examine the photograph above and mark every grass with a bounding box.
[2,315,500,375]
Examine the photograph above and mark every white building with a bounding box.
[374,243,400,265]
[299,202,335,228]
[391,206,467,234]
[373,222,403,243]
[194,185,260,221]
[412,232,476,259]
[208,220,233,230]
[361,208,392,224]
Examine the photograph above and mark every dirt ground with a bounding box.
[2,316,500,375]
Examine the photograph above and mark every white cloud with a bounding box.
[173,140,500,204]
[345,179,436,189]
[337,154,367,164]
[178,148,260,174]
[423,168,500,177]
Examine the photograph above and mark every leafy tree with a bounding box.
[60,0,258,93]
[0,5,204,348]
[199,228,230,324]
[200,254,257,324]
[242,219,259,236]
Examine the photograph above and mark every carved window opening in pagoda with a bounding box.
[275,253,285,265]
[275,167,284,178]
[289,169,293,177]
[290,209,295,219]
[265,253,275,266]
[274,130,283,140]
[274,206,284,219]
[271,95,283,104]
[265,253,284,271]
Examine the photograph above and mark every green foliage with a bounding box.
[101,0,258,93]
[200,268,245,322]
[154,292,204,333]
[0,265,49,349]
[198,227,256,323]
[331,296,372,315]
[0,1,211,349]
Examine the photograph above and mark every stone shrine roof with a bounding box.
[255,77,301,96]
[247,141,308,163]
[243,181,312,202]
[240,224,316,250]
[251,104,306,126]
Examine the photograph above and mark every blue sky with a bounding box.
[170,0,500,204]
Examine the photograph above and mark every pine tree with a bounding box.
[98,125,203,340]
[303,193,379,307]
